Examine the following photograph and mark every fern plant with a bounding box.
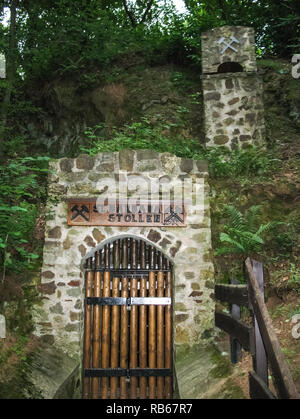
[215,205,278,257]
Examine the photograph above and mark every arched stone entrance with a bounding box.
[33,150,215,398]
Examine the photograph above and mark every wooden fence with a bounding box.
[215,257,299,399]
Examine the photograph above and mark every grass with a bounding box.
[257,58,290,73]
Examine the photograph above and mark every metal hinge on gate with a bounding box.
[84,368,172,378]
[86,297,171,306]
[85,269,172,275]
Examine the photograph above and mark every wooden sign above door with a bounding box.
[67,198,186,227]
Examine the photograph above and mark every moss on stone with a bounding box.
[209,346,232,379]
[0,353,43,399]
[174,344,239,398]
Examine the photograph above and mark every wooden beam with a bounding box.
[215,311,254,352]
[249,371,276,399]
[165,258,172,399]
[230,280,242,364]
[245,258,299,399]
[82,258,93,399]
[215,284,248,306]
[251,260,268,386]
[139,240,147,399]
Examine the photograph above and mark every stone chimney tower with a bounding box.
[201,26,265,149]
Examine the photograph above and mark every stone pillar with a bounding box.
[201,26,265,149]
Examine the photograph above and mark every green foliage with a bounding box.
[272,223,298,258]
[1,0,299,88]
[0,335,29,368]
[80,118,204,157]
[0,155,49,277]
[179,4,225,65]
[82,121,277,183]
[203,146,279,179]
[19,4,130,78]
[215,204,279,257]
[13,0,182,79]
[170,71,195,91]
[184,0,300,57]
[257,59,289,73]
[287,263,300,287]
[70,137,265,181]
[274,13,300,51]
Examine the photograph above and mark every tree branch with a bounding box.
[140,0,155,25]
[121,0,137,27]
[122,0,155,27]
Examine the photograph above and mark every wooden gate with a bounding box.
[82,237,173,399]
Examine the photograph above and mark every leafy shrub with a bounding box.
[273,227,297,258]
[215,205,279,257]
[0,156,49,278]
[82,121,278,184]
[81,118,203,157]
[203,146,279,179]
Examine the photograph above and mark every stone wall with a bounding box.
[33,150,215,364]
[201,26,257,74]
[201,25,265,149]
[202,72,265,148]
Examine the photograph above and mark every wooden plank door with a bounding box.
[82,237,173,399]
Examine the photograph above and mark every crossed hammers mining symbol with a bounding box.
[163,210,184,226]
[71,204,89,221]
[217,35,240,54]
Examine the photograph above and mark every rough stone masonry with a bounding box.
[33,150,215,369]
[201,26,266,149]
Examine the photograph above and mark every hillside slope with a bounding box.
[0,56,299,398]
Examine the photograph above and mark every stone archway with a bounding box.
[34,150,215,398]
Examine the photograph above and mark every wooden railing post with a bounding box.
[245,258,299,399]
[215,258,299,399]
[230,279,242,364]
[246,260,268,385]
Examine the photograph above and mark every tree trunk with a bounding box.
[122,0,155,28]
[140,0,155,25]
[121,0,137,27]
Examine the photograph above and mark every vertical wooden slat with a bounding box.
[82,257,93,399]
[101,244,111,399]
[245,258,299,399]
[148,246,156,399]
[82,238,173,401]
[111,276,120,397]
[230,279,242,364]
[110,240,120,398]
[92,251,102,399]
[120,239,129,399]
[252,260,268,385]
[139,240,147,399]
[157,252,165,399]
[130,239,138,399]
[165,258,172,399]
